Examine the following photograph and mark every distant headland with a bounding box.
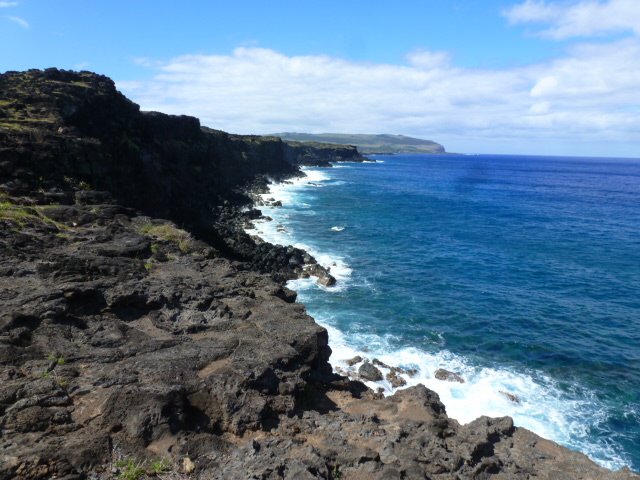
[271,132,446,155]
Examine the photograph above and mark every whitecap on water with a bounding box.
[315,321,631,471]
[245,163,633,472]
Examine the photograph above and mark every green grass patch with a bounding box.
[150,458,171,473]
[114,460,145,480]
[0,122,25,131]
[113,457,170,480]
[0,200,70,231]
[139,222,194,253]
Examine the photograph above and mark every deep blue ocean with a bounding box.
[247,153,640,472]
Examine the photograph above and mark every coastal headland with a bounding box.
[271,133,446,155]
[0,69,636,479]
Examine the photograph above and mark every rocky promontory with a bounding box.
[272,132,446,155]
[0,69,637,479]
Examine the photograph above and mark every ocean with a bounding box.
[245,153,640,472]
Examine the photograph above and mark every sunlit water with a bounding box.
[246,154,640,471]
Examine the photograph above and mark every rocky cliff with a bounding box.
[0,69,637,480]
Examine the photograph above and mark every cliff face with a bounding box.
[0,69,637,480]
[0,68,361,280]
[2,70,307,219]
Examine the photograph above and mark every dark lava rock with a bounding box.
[386,368,407,388]
[316,273,337,287]
[346,355,363,366]
[435,368,465,383]
[372,357,391,368]
[0,69,636,480]
[358,362,384,382]
[500,390,522,404]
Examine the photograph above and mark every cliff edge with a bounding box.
[0,69,636,480]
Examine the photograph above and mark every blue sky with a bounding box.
[2,0,639,157]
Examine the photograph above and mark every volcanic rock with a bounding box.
[358,362,384,381]
[0,69,636,480]
[435,368,466,383]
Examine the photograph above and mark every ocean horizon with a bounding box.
[246,152,640,472]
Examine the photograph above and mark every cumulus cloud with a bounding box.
[406,50,452,70]
[504,0,640,39]
[118,41,640,156]
[4,15,28,28]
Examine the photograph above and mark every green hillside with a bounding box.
[271,132,445,155]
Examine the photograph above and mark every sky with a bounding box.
[1,0,639,157]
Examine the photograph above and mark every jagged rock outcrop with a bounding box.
[280,139,369,167]
[0,69,637,480]
[0,68,349,282]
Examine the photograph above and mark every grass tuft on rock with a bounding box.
[139,222,194,253]
[0,199,70,231]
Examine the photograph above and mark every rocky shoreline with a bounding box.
[0,69,637,479]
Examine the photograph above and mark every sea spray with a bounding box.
[245,156,640,471]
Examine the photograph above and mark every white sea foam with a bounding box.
[244,165,630,472]
[331,226,345,231]
[313,317,630,471]
[245,167,353,290]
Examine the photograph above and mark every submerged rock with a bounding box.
[346,355,363,366]
[500,390,522,404]
[435,368,465,383]
[316,273,337,287]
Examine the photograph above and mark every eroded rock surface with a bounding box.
[0,69,637,480]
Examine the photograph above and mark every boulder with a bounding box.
[346,355,363,367]
[358,362,383,382]
[386,369,407,388]
[316,274,336,287]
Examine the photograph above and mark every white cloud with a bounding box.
[0,2,19,7]
[4,15,28,28]
[406,50,452,70]
[504,0,640,39]
[117,42,640,157]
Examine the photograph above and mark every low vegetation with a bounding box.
[0,199,69,231]
[139,222,194,253]
[113,457,172,480]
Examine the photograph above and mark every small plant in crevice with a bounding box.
[331,462,342,480]
[112,457,171,480]
[63,175,92,191]
[150,458,171,473]
[114,459,145,480]
[0,200,70,231]
[139,222,194,253]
